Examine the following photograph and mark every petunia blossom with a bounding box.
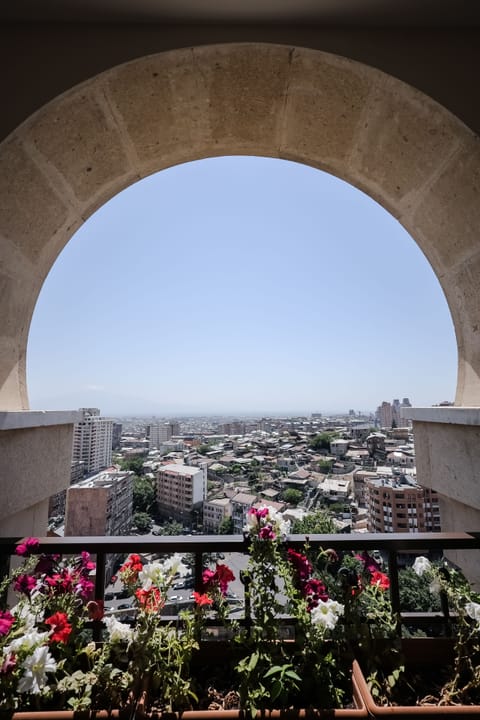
[15,537,39,557]
[17,645,57,694]
[0,610,14,636]
[370,571,390,591]
[193,591,213,606]
[310,599,344,631]
[45,612,72,643]
[465,601,480,626]
[413,556,432,577]
[13,574,37,596]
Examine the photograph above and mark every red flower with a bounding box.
[288,549,313,584]
[119,554,143,583]
[0,611,14,636]
[135,587,162,612]
[15,537,39,557]
[45,612,72,643]
[304,578,329,610]
[370,571,390,591]
[87,600,105,621]
[193,591,213,606]
[202,564,235,595]
[215,564,235,594]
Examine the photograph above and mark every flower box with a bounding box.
[353,638,480,718]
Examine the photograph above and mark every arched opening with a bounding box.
[1,43,479,562]
[26,155,457,416]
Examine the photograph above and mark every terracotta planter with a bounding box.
[353,638,480,718]
[5,663,368,719]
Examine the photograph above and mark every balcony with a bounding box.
[2,530,479,638]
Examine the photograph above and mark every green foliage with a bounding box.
[318,459,333,473]
[162,520,183,536]
[218,517,234,534]
[309,432,338,451]
[132,511,153,533]
[197,444,211,456]
[398,566,441,612]
[119,456,145,474]
[132,476,155,514]
[281,488,303,506]
[292,508,337,534]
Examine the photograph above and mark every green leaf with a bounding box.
[285,670,302,681]
[270,679,283,701]
[264,665,282,678]
[248,651,259,672]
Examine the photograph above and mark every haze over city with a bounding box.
[27,156,456,416]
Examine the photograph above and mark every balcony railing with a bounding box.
[1,531,479,640]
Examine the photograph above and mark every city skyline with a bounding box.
[27,156,456,416]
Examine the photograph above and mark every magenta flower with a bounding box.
[76,577,95,600]
[13,574,36,596]
[15,537,39,557]
[288,549,313,584]
[259,524,276,540]
[0,610,14,636]
[0,652,16,674]
[79,551,96,573]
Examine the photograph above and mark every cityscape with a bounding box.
[45,396,453,610]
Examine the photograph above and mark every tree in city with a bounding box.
[309,432,338,452]
[317,459,333,474]
[120,456,146,474]
[162,520,184,536]
[132,511,153,533]
[197,444,211,456]
[282,488,303,506]
[218,517,234,534]
[292,508,336,534]
[132,476,156,514]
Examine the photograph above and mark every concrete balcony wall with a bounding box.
[0,411,80,537]
[404,407,480,585]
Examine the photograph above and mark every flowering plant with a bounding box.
[408,555,480,705]
[238,506,396,715]
[0,539,97,711]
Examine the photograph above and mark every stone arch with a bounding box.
[0,43,478,411]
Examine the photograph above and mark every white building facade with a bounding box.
[72,408,113,475]
[156,463,207,522]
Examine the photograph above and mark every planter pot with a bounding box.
[353,638,480,718]
[5,663,368,719]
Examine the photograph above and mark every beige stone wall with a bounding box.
[0,413,73,536]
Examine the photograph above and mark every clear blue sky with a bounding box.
[27,156,457,417]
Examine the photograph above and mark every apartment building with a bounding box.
[65,470,134,579]
[203,497,231,533]
[72,408,113,475]
[365,476,441,533]
[148,422,181,450]
[156,463,207,522]
[231,492,257,533]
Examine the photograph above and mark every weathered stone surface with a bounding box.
[282,49,372,174]
[0,137,69,262]
[413,137,480,272]
[27,88,131,203]
[352,79,460,206]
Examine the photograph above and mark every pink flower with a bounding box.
[0,652,16,674]
[79,551,96,572]
[304,578,329,610]
[13,574,36,596]
[76,577,95,600]
[356,551,381,574]
[215,564,235,595]
[0,611,14,636]
[15,537,39,557]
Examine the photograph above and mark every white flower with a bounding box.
[429,578,442,595]
[163,554,189,578]
[104,616,133,643]
[11,604,37,633]
[139,562,166,590]
[413,556,432,577]
[310,599,344,631]
[17,645,57,695]
[465,601,480,626]
[5,629,49,655]
[244,511,259,533]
